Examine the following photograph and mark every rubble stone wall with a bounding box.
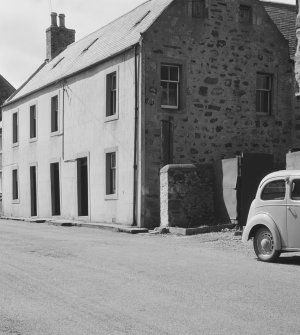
[142,0,294,228]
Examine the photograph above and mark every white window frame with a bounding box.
[105,69,119,122]
[256,73,272,115]
[12,166,19,203]
[29,103,38,142]
[105,148,118,200]
[12,111,19,147]
[161,64,180,110]
[50,93,60,135]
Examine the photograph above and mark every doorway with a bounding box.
[50,162,61,216]
[30,165,37,216]
[77,157,89,216]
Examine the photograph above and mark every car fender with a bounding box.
[242,213,281,250]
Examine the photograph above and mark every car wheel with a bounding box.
[253,227,280,262]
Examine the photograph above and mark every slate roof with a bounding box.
[261,1,297,59]
[7,0,173,104]
[0,75,15,106]
[6,0,297,105]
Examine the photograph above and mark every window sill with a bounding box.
[161,105,178,110]
[29,137,37,143]
[105,194,118,201]
[256,113,273,117]
[50,131,62,137]
[12,142,19,148]
[105,114,119,123]
[12,199,20,204]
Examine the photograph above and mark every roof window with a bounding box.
[133,11,151,27]
[82,38,99,53]
[52,57,64,69]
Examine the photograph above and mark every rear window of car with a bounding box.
[261,180,286,201]
[291,179,300,200]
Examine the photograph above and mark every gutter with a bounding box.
[3,44,139,108]
[132,44,140,227]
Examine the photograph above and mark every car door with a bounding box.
[286,178,300,248]
[258,178,288,247]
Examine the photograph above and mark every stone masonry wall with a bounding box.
[142,0,294,228]
[160,164,215,228]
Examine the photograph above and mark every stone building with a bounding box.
[2,0,297,228]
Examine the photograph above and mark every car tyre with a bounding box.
[253,227,281,262]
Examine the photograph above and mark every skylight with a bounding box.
[52,57,65,69]
[82,38,99,53]
[133,10,151,27]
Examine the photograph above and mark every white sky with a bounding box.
[0,0,296,89]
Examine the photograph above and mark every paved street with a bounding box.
[0,220,300,334]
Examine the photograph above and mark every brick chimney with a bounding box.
[46,12,75,60]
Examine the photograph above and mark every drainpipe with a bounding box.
[62,81,65,161]
[133,44,139,226]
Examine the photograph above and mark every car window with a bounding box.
[291,179,300,200]
[261,180,286,201]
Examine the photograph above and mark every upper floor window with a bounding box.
[161,64,180,109]
[261,180,285,201]
[12,112,18,144]
[239,5,252,24]
[192,0,205,18]
[30,105,37,139]
[256,73,272,115]
[106,72,117,117]
[51,95,59,133]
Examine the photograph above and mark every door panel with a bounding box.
[287,179,300,248]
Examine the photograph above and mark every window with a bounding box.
[106,72,117,117]
[30,105,37,139]
[12,112,18,144]
[192,0,205,18]
[12,169,18,200]
[106,152,116,195]
[161,64,180,109]
[51,95,59,133]
[291,180,300,200]
[256,73,272,115]
[261,180,285,201]
[239,5,252,24]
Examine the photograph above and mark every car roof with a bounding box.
[260,170,300,186]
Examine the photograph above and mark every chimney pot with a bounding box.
[50,12,58,27]
[59,14,65,28]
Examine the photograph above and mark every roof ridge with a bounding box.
[260,1,296,10]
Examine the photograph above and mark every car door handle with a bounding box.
[288,207,298,218]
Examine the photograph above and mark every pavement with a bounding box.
[1,219,300,334]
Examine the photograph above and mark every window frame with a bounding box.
[239,4,252,24]
[191,0,206,18]
[105,71,119,122]
[260,179,286,201]
[12,167,19,203]
[105,148,118,200]
[256,72,273,116]
[29,104,37,141]
[160,64,180,110]
[50,94,59,134]
[290,179,300,201]
[12,111,19,146]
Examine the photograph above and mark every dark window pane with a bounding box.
[239,5,251,24]
[169,66,179,81]
[12,169,18,200]
[161,82,168,106]
[51,96,58,132]
[291,180,300,200]
[161,66,169,81]
[192,0,205,18]
[261,180,285,201]
[30,105,37,138]
[13,113,18,143]
[106,72,117,117]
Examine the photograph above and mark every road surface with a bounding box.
[0,219,300,334]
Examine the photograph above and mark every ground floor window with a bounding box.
[106,152,117,196]
[50,162,61,216]
[77,157,89,216]
[12,168,18,200]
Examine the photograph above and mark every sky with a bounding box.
[0,0,297,89]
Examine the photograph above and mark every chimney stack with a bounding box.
[46,13,75,61]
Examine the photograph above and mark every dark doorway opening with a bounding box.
[50,162,61,216]
[30,166,37,216]
[77,157,88,216]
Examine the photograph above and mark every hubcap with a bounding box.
[257,231,273,255]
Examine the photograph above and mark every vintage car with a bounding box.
[242,170,300,262]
